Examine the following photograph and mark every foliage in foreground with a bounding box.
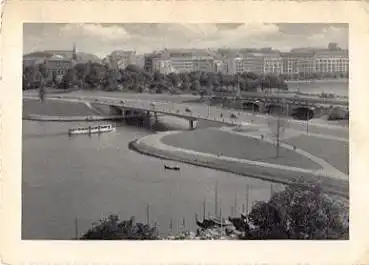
[245,181,348,239]
[81,215,159,240]
[80,179,349,240]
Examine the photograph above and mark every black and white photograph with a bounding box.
[21,23,349,240]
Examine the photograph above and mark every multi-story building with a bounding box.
[214,60,227,73]
[152,58,177,74]
[243,53,264,74]
[145,49,215,73]
[192,56,215,72]
[296,52,315,76]
[23,52,49,67]
[263,52,282,74]
[23,45,77,82]
[314,50,349,75]
[280,52,315,78]
[45,54,74,81]
[280,52,298,76]
[144,52,162,72]
[225,53,264,75]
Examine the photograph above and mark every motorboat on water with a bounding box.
[68,124,115,135]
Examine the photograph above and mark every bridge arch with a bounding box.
[242,102,260,112]
[291,107,315,120]
[109,105,123,116]
[266,104,284,115]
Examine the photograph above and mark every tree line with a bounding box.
[22,61,288,94]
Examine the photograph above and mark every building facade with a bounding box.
[144,52,162,72]
[23,45,77,83]
[296,52,315,76]
[45,55,74,81]
[280,52,315,78]
[263,52,282,74]
[145,49,215,73]
[225,53,264,75]
[243,53,264,74]
[152,58,177,74]
[314,50,349,75]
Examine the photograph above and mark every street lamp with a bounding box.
[253,100,260,115]
[306,109,309,135]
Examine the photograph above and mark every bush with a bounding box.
[81,215,159,240]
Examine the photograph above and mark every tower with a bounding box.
[72,43,77,60]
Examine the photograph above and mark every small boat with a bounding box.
[164,165,180,171]
[68,124,115,135]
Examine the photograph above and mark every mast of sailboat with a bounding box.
[245,184,250,214]
[234,191,238,216]
[270,183,274,198]
[74,217,79,240]
[203,198,206,219]
[219,207,223,238]
[169,217,173,232]
[214,180,219,218]
[146,204,150,225]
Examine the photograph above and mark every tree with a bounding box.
[168,72,180,88]
[59,69,75,90]
[246,179,348,239]
[81,215,159,240]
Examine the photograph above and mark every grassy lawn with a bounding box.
[161,128,321,170]
[283,135,348,174]
[23,99,97,117]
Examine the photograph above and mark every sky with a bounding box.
[23,23,348,58]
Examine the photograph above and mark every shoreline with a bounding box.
[129,137,349,198]
[23,113,124,122]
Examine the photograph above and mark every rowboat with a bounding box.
[68,124,115,135]
[164,165,180,171]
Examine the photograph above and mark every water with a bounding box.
[22,119,282,239]
[286,80,348,97]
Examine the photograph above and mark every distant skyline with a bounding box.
[24,23,348,58]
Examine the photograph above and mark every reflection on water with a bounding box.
[22,116,284,239]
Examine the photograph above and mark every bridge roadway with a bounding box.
[218,91,348,107]
[41,92,348,139]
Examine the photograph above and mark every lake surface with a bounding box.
[22,119,283,239]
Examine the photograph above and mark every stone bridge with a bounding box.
[217,94,348,120]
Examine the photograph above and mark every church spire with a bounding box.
[72,43,77,60]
